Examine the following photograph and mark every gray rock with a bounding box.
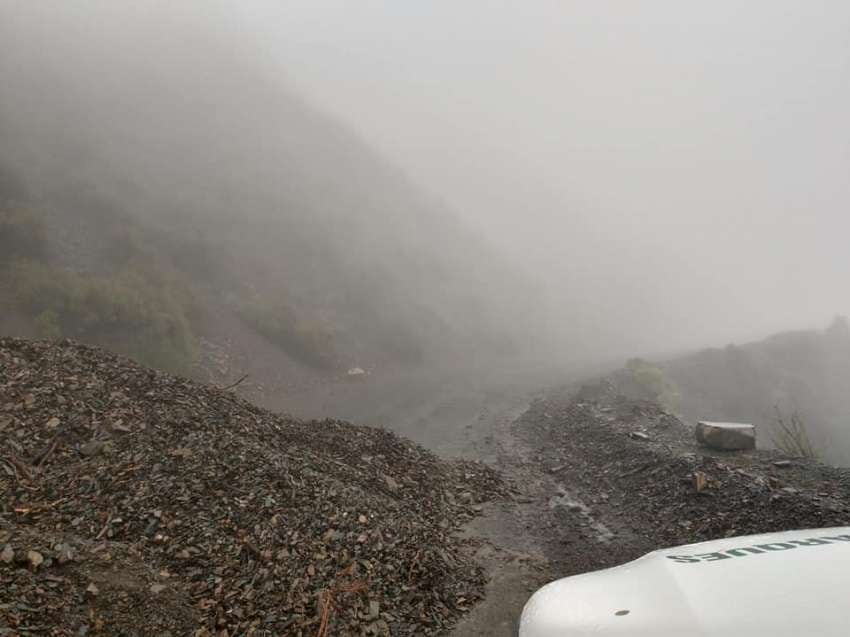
[382,474,400,492]
[695,421,756,451]
[346,367,368,381]
[369,600,380,618]
[27,550,44,568]
[80,440,105,457]
[55,543,74,564]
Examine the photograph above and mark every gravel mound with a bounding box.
[518,383,850,573]
[0,338,503,636]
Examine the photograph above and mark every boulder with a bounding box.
[695,421,756,451]
[346,367,368,382]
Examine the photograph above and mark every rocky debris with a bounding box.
[346,367,368,382]
[0,337,505,636]
[516,383,850,576]
[696,421,756,451]
[26,550,43,569]
[692,471,709,493]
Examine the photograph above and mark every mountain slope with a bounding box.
[0,4,540,385]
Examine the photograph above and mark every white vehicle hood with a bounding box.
[520,527,850,637]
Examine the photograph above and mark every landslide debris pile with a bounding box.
[0,337,503,636]
[519,383,850,571]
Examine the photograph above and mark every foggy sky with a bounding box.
[4,1,850,364]
[234,1,850,359]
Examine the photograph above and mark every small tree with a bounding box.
[772,407,816,459]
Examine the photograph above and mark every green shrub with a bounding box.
[626,357,680,410]
[237,297,336,369]
[10,259,197,373]
[0,207,48,263]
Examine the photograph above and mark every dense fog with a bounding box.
[2,1,849,368]
[240,1,850,359]
[0,2,539,372]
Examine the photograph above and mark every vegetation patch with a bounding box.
[8,258,197,373]
[237,296,336,369]
[626,357,680,411]
[772,408,817,459]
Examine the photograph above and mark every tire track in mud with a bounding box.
[448,396,553,637]
[448,390,637,637]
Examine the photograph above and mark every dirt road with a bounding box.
[268,366,594,636]
[272,367,850,636]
